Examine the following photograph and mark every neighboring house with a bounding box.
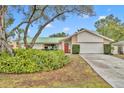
[12,29,114,54]
[62,29,114,53]
[112,41,124,54]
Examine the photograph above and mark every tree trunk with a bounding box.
[0,6,15,56]
[1,38,15,56]
[0,32,4,52]
[0,28,15,56]
[29,11,65,48]
[24,5,36,49]
[16,32,21,48]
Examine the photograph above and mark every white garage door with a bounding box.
[80,43,103,53]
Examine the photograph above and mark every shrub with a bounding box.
[72,44,80,54]
[104,44,112,54]
[0,49,69,73]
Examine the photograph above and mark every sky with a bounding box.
[9,5,124,37]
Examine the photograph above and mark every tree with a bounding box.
[49,32,69,37]
[0,5,95,53]
[0,5,15,56]
[8,5,95,49]
[15,28,24,48]
[95,14,124,41]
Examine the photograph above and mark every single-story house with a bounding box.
[62,29,114,53]
[112,41,124,54]
[19,37,65,50]
[12,29,114,54]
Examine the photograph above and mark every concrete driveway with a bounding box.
[80,54,124,88]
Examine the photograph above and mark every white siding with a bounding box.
[21,44,25,48]
[80,42,103,53]
[112,45,118,54]
[122,46,124,54]
[33,44,43,49]
[77,31,103,43]
[104,39,111,44]
[58,43,62,50]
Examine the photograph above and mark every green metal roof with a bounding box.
[20,37,65,44]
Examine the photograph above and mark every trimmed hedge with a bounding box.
[0,49,69,73]
[104,44,111,54]
[72,44,80,54]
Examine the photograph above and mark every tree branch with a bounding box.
[9,5,49,38]
[24,5,36,48]
[30,10,71,48]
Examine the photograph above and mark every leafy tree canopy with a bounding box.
[8,5,95,48]
[95,14,124,41]
[2,5,95,48]
[49,32,69,37]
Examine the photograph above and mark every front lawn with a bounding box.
[0,55,111,88]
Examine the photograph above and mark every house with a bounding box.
[12,29,114,54]
[61,29,114,53]
[112,41,124,54]
[19,37,65,50]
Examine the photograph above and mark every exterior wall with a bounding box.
[77,31,104,43]
[20,43,44,49]
[41,44,45,49]
[112,45,124,54]
[58,43,63,50]
[112,45,118,54]
[104,39,111,44]
[61,41,65,51]
[33,43,63,50]
[33,44,43,49]
[122,46,124,54]
[71,35,77,44]
[10,42,63,51]
[21,44,25,48]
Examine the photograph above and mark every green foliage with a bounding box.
[49,32,69,37]
[0,49,69,73]
[72,44,80,54]
[104,44,112,54]
[5,17,15,29]
[95,14,124,41]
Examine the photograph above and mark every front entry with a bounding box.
[64,43,69,53]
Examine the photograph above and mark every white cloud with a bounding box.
[45,23,53,28]
[98,16,106,20]
[63,27,70,33]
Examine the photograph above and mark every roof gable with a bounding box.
[70,30,114,42]
[77,30,114,42]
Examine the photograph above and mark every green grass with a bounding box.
[0,55,111,88]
